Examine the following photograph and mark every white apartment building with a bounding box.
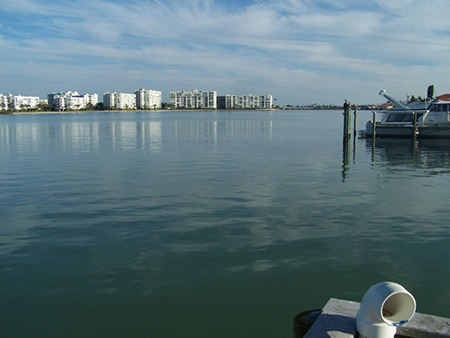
[220,94,273,109]
[13,95,42,110]
[0,94,10,110]
[0,94,41,110]
[86,93,98,107]
[170,90,217,109]
[103,92,136,109]
[134,89,162,109]
[48,91,98,111]
[103,92,115,109]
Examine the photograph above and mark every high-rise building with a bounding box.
[170,90,217,109]
[134,89,162,109]
[217,94,273,109]
[103,92,136,109]
[0,94,8,110]
[13,95,42,110]
[0,94,42,110]
[103,92,116,109]
[48,91,98,111]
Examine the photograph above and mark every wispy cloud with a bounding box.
[1,0,450,104]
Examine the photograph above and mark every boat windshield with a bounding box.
[431,103,450,112]
[385,112,424,123]
[386,113,412,122]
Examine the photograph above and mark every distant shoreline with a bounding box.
[1,107,371,115]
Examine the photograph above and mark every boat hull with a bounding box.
[362,124,450,138]
[363,123,415,138]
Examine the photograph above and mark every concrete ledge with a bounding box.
[302,298,450,337]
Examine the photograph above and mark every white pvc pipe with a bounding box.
[356,282,416,338]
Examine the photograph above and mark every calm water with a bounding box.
[0,110,449,337]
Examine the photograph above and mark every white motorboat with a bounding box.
[361,90,450,138]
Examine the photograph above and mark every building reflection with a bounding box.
[171,120,273,143]
[0,119,163,155]
[0,117,273,155]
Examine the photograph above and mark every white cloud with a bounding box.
[2,0,450,104]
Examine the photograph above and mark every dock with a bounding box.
[295,298,450,337]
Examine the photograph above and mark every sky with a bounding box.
[1,0,450,106]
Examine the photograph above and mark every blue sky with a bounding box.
[1,0,450,105]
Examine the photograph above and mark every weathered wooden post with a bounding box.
[343,100,351,140]
[371,112,376,161]
[353,106,357,138]
[372,111,376,138]
[342,100,352,181]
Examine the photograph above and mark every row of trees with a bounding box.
[407,85,435,104]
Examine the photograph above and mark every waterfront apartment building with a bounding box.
[0,94,8,110]
[170,90,217,109]
[48,91,98,111]
[217,94,273,109]
[0,94,42,110]
[134,89,162,109]
[103,92,136,110]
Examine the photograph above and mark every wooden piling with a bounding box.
[372,112,376,138]
[371,112,376,160]
[353,107,357,138]
[343,101,351,140]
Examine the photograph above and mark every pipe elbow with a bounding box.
[356,282,416,338]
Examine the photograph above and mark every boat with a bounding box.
[360,90,450,138]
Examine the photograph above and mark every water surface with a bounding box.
[0,110,449,337]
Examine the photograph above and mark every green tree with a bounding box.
[37,102,52,111]
[94,102,105,110]
[162,102,174,110]
[427,85,434,99]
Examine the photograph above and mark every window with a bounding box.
[386,113,412,122]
